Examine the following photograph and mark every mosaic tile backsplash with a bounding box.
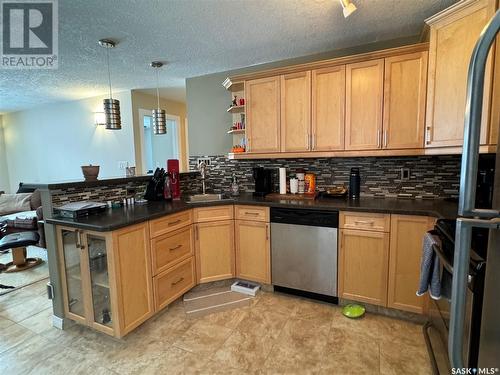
[50,180,149,207]
[183,155,462,199]
[49,155,462,206]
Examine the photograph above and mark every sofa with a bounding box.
[0,185,45,248]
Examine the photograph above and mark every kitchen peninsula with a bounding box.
[32,175,458,338]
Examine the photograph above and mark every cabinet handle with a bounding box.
[312,134,316,150]
[168,219,181,226]
[244,211,259,216]
[377,130,381,148]
[195,225,199,240]
[425,126,431,145]
[305,133,309,149]
[79,231,85,250]
[171,277,184,286]
[354,220,375,225]
[169,244,182,251]
[384,130,388,148]
[266,224,269,240]
[75,230,80,249]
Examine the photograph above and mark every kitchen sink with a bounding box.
[186,194,233,203]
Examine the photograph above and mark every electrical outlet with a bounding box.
[197,158,211,167]
[400,168,411,181]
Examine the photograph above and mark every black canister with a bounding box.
[349,168,360,199]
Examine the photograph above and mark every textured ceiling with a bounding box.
[0,0,455,113]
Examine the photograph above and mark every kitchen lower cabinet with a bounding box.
[388,215,435,314]
[339,228,390,306]
[57,223,154,338]
[194,220,235,283]
[153,256,196,311]
[235,220,271,284]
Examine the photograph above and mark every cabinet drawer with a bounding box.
[193,205,234,222]
[150,210,192,238]
[151,225,193,276]
[153,257,195,312]
[234,205,269,222]
[340,211,390,232]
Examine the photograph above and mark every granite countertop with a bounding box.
[45,193,458,232]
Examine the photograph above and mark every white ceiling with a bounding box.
[0,0,455,113]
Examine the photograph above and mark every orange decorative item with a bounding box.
[304,173,316,194]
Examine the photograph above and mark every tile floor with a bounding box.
[0,280,432,374]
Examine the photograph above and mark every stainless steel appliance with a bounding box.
[448,9,500,371]
[425,219,486,373]
[270,207,338,302]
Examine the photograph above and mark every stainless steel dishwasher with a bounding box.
[271,207,338,302]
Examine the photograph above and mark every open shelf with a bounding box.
[227,105,245,113]
[222,78,244,92]
[227,129,245,134]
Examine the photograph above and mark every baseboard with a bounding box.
[52,315,72,330]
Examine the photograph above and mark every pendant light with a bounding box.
[150,61,166,135]
[99,39,121,130]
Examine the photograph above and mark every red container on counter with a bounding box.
[167,159,181,199]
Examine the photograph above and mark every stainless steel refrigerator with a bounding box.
[450,9,500,370]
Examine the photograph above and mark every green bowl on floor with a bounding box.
[342,304,366,319]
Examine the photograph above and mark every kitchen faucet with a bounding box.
[198,161,207,195]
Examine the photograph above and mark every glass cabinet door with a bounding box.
[61,229,86,318]
[86,234,113,328]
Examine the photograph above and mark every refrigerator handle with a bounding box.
[451,9,500,371]
[458,9,500,220]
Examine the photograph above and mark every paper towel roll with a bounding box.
[279,168,287,194]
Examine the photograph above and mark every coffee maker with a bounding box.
[253,167,273,197]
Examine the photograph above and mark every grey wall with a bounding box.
[186,36,420,157]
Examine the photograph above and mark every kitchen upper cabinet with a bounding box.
[235,220,271,284]
[425,0,497,147]
[311,66,346,151]
[194,220,235,283]
[383,52,428,149]
[339,228,390,306]
[280,71,311,152]
[388,215,435,314]
[245,76,281,153]
[345,59,384,150]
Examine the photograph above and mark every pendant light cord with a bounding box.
[156,68,160,110]
[106,47,113,99]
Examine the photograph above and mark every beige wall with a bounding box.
[131,90,188,173]
[2,91,135,192]
[0,116,10,193]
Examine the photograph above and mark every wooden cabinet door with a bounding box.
[339,229,389,306]
[111,222,154,337]
[388,215,435,314]
[383,52,428,149]
[245,76,281,153]
[280,71,311,152]
[235,220,270,284]
[195,220,235,283]
[311,66,345,151]
[425,0,496,147]
[345,59,384,150]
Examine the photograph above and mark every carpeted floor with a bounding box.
[0,246,49,295]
